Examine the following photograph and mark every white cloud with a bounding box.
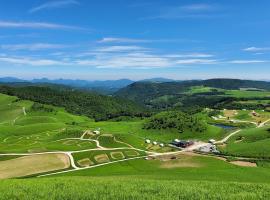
[243,46,270,52]
[95,45,148,53]
[165,53,214,58]
[180,4,216,12]
[0,56,67,66]
[98,37,149,43]
[0,21,81,30]
[1,43,68,51]
[176,59,217,64]
[145,3,220,20]
[29,0,79,13]
[228,60,267,64]
[75,53,171,69]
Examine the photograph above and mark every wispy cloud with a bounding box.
[97,37,199,44]
[95,45,148,53]
[243,46,270,52]
[1,43,69,51]
[165,53,214,58]
[180,4,216,12]
[145,3,221,20]
[0,56,67,66]
[98,37,150,43]
[176,59,217,65]
[228,60,267,64]
[29,0,80,13]
[0,21,82,30]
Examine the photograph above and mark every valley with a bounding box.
[1,79,270,199]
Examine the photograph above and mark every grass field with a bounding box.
[0,153,69,179]
[220,126,270,158]
[56,153,270,182]
[0,177,269,200]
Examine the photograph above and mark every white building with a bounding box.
[145,139,151,144]
[93,130,100,134]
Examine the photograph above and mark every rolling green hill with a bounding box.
[0,85,147,121]
[220,126,270,158]
[115,79,270,110]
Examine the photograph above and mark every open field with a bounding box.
[220,126,270,158]
[0,153,69,179]
[0,177,270,200]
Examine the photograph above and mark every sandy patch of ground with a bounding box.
[0,153,70,179]
[230,161,257,167]
[124,150,140,157]
[94,154,109,163]
[217,143,227,148]
[157,154,203,168]
[78,158,94,167]
[110,152,125,160]
[224,110,237,118]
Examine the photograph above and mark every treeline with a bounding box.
[0,85,149,121]
[143,111,207,133]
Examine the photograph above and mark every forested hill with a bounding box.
[202,79,270,90]
[0,85,146,121]
[115,78,270,102]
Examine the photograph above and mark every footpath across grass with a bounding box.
[0,177,269,200]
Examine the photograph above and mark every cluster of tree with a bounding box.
[143,111,207,133]
[207,110,222,117]
[0,85,148,121]
[31,102,55,113]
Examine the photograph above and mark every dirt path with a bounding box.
[258,119,270,128]
[38,155,147,177]
[22,107,26,116]
[215,130,241,144]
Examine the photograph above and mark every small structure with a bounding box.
[174,139,180,143]
[159,143,164,147]
[93,130,100,134]
[153,141,157,145]
[198,144,219,154]
[170,140,194,148]
[208,139,216,144]
[145,139,151,144]
[93,128,101,134]
[252,110,258,117]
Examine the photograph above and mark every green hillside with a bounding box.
[0,85,146,121]
[220,127,270,158]
[0,177,270,200]
[115,79,270,110]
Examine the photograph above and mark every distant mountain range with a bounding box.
[0,77,177,94]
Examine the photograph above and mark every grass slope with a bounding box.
[220,126,270,158]
[0,177,269,200]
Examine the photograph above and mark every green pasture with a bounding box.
[220,126,270,158]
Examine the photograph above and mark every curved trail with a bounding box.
[2,119,270,178]
[38,155,147,177]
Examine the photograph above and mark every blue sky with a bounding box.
[0,0,270,80]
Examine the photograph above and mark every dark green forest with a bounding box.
[0,85,147,121]
[143,111,207,133]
